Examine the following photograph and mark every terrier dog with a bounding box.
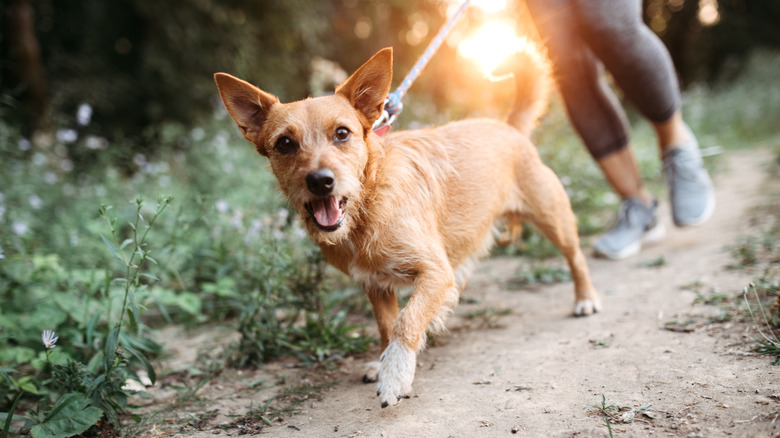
[214,45,600,408]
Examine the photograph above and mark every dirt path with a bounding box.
[157,149,779,437]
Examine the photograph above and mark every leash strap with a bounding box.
[372,0,471,135]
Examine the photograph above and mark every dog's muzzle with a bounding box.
[305,169,347,231]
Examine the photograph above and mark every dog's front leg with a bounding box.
[376,265,455,407]
[363,285,398,383]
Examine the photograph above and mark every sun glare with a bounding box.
[444,0,509,17]
[472,0,509,14]
[457,21,525,77]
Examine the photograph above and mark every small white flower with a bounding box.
[77,103,93,126]
[85,136,107,150]
[33,153,47,166]
[231,210,244,229]
[42,330,58,349]
[244,219,264,244]
[215,200,229,213]
[44,172,58,184]
[190,127,205,141]
[29,195,43,209]
[0,246,5,259]
[214,132,228,150]
[18,138,31,151]
[12,221,28,236]
[292,223,308,239]
[602,191,619,205]
[277,208,290,223]
[56,129,78,144]
[133,154,147,167]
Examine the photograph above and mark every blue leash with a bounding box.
[372,0,471,135]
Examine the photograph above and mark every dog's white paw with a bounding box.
[574,299,601,316]
[362,360,380,383]
[376,341,416,408]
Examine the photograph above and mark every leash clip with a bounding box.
[372,92,403,136]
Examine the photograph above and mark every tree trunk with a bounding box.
[5,0,49,133]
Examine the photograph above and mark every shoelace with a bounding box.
[615,198,646,230]
[665,149,703,185]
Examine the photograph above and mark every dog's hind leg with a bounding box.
[517,166,601,316]
[363,285,399,383]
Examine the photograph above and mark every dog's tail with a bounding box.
[499,39,553,137]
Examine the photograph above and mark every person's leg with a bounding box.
[573,0,679,127]
[573,0,715,227]
[654,109,690,153]
[597,148,651,204]
[525,0,634,164]
[525,0,662,259]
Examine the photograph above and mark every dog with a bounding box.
[214,44,600,408]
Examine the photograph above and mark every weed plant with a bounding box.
[586,394,655,437]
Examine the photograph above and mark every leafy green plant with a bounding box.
[507,264,571,290]
[0,196,171,437]
[639,256,666,268]
[586,394,655,437]
[231,241,370,368]
[465,307,512,329]
[744,284,780,365]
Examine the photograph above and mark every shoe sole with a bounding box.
[595,222,667,261]
[674,190,716,227]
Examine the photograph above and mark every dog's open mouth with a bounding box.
[305,197,347,231]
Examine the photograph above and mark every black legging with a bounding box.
[525,0,681,160]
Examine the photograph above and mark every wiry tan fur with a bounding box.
[214,44,600,408]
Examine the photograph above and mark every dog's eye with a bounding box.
[274,136,298,155]
[334,127,351,143]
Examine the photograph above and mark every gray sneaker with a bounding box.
[593,197,666,260]
[663,129,715,227]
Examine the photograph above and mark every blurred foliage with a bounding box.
[2,0,334,170]
[648,0,780,85]
[2,0,779,169]
[0,113,372,433]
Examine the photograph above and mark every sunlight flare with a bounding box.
[456,21,528,78]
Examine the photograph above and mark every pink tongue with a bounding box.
[313,197,341,227]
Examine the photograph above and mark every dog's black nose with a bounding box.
[306,169,335,196]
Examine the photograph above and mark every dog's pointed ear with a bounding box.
[214,73,279,155]
[336,47,393,128]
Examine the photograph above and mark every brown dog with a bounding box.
[214,44,600,408]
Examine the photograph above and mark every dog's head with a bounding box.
[214,48,393,245]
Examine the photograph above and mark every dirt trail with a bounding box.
[159,149,779,437]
